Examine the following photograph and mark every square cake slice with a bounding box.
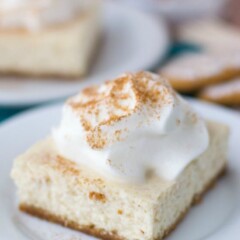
[11,121,228,240]
[0,1,101,78]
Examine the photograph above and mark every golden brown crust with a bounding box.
[198,83,240,106]
[199,90,240,106]
[20,204,124,240]
[161,68,240,93]
[19,165,226,240]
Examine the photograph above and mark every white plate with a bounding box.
[0,99,240,240]
[0,2,168,107]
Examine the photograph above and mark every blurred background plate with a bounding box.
[0,1,168,107]
[121,0,226,21]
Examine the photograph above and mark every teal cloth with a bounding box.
[0,107,30,123]
[0,42,199,123]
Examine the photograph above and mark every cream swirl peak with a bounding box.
[0,0,95,30]
[53,72,209,182]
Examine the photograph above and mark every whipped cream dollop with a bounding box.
[53,72,209,182]
[0,0,94,30]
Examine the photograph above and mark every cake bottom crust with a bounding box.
[19,165,227,240]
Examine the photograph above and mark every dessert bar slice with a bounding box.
[11,121,228,240]
[0,1,101,78]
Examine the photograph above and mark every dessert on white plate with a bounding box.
[0,0,101,78]
[11,71,228,240]
[0,2,168,107]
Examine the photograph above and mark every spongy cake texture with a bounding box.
[11,121,228,240]
[0,2,100,78]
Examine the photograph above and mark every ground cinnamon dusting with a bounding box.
[117,209,123,215]
[89,191,106,203]
[68,72,173,149]
[55,155,80,175]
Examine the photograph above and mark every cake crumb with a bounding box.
[117,209,123,215]
[89,192,106,203]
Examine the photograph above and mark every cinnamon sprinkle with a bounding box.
[89,192,106,203]
[68,72,174,149]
